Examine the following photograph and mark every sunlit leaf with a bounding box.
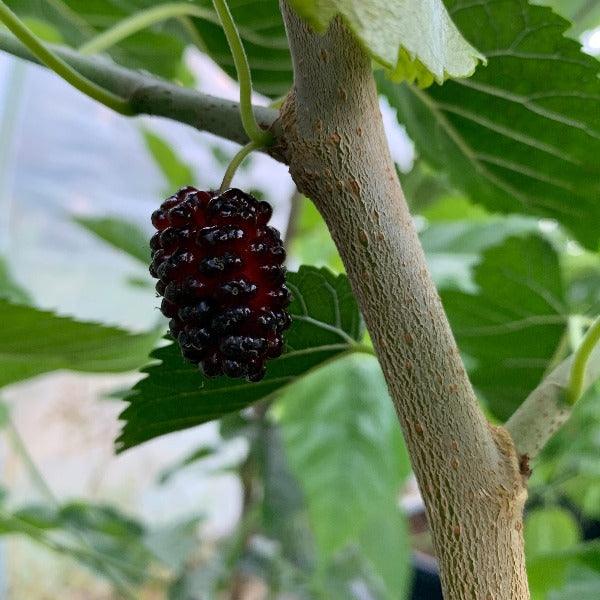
[441,235,567,420]
[288,0,483,85]
[74,215,150,265]
[381,0,600,249]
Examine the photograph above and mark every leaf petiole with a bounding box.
[211,0,272,146]
[567,315,600,404]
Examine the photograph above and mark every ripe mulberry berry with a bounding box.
[150,187,291,381]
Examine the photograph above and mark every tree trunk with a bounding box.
[278,3,530,598]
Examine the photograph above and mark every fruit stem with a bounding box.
[211,0,272,146]
[0,1,133,115]
[567,315,600,404]
[219,140,260,192]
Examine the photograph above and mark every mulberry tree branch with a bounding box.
[0,31,281,150]
[277,3,529,598]
[507,343,600,460]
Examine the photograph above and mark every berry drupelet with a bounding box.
[150,187,292,381]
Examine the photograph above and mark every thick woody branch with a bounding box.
[278,2,528,598]
[0,31,280,150]
[506,344,600,460]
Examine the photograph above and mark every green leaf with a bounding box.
[0,257,30,303]
[169,557,225,600]
[258,419,315,572]
[528,540,600,600]
[525,507,581,559]
[547,568,600,600]
[11,504,59,532]
[420,195,489,221]
[380,0,600,249]
[0,500,154,586]
[534,0,600,35]
[290,197,343,272]
[143,517,202,571]
[420,215,539,291]
[356,508,411,600]
[279,355,411,598]
[7,0,293,96]
[74,215,150,264]
[397,160,460,215]
[320,546,389,599]
[441,235,567,421]
[117,266,365,451]
[563,250,600,316]
[3,500,201,584]
[141,129,195,193]
[0,299,160,389]
[530,382,600,519]
[191,0,293,97]
[288,0,483,85]
[21,17,64,43]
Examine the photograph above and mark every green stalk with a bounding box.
[567,315,600,404]
[0,1,132,115]
[6,418,57,504]
[211,0,271,145]
[78,3,215,55]
[219,140,260,191]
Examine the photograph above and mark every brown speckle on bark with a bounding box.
[519,454,532,478]
[358,229,369,246]
[348,178,360,196]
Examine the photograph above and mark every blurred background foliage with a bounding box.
[0,0,599,598]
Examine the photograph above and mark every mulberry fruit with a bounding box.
[150,187,291,381]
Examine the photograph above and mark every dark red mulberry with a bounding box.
[150,187,291,381]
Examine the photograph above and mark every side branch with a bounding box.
[0,32,281,150]
[506,344,600,459]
